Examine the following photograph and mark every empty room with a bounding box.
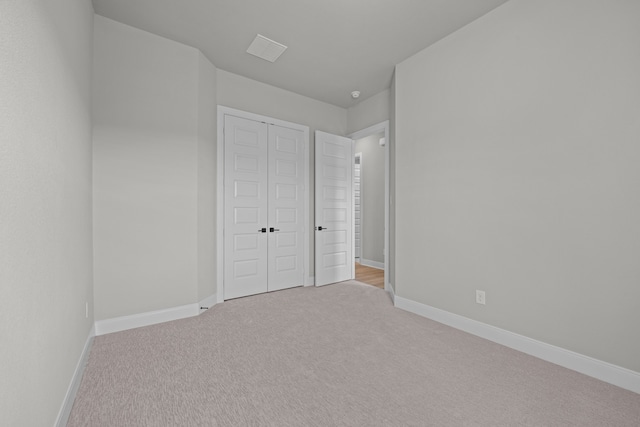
[2,0,639,425]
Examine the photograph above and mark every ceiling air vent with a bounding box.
[246,34,287,63]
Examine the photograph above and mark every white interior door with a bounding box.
[315,131,354,286]
[224,115,269,299]
[267,124,305,291]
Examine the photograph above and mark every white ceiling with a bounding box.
[92,0,509,108]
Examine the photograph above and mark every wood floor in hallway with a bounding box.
[355,262,384,289]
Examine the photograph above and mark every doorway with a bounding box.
[349,122,389,291]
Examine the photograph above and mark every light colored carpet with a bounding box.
[69,281,640,426]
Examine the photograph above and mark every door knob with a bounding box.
[258,228,267,233]
[315,226,327,231]
[269,227,280,232]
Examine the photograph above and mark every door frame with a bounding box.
[354,151,362,262]
[348,121,390,292]
[216,106,310,302]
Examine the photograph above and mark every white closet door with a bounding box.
[315,131,354,286]
[224,115,269,299]
[267,124,305,291]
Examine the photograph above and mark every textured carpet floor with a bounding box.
[69,281,640,426]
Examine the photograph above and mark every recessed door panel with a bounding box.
[234,234,259,251]
[276,135,298,154]
[234,259,259,278]
[276,159,298,177]
[234,207,260,224]
[276,232,297,248]
[323,251,347,268]
[276,208,297,224]
[234,154,260,173]
[323,208,347,223]
[324,186,347,201]
[276,255,297,272]
[323,140,347,159]
[323,165,346,180]
[234,128,261,147]
[276,183,298,201]
[324,230,347,246]
[235,180,260,198]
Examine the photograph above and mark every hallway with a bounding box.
[355,262,384,289]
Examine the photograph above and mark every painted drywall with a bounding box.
[395,0,640,372]
[217,70,347,136]
[197,53,218,302]
[0,0,94,424]
[217,70,347,277]
[347,89,390,135]
[93,16,217,320]
[389,74,396,292]
[355,133,386,264]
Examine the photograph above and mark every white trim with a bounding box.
[217,106,310,302]
[394,296,640,394]
[95,303,199,336]
[348,121,390,294]
[303,125,310,292]
[354,152,362,261]
[305,275,315,286]
[387,283,396,305]
[55,325,95,427]
[360,258,384,270]
[198,293,217,313]
[351,138,356,281]
[216,109,225,304]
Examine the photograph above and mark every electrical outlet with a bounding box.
[85,302,89,318]
[476,290,486,305]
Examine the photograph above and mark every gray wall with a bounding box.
[395,0,640,372]
[93,16,217,320]
[389,74,396,292]
[0,0,94,424]
[218,69,347,277]
[197,53,218,302]
[218,70,347,137]
[355,133,386,264]
[347,89,390,135]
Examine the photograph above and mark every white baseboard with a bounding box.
[360,258,384,270]
[95,303,199,336]
[55,325,95,427]
[198,293,217,313]
[95,294,220,336]
[386,282,395,304]
[394,296,640,395]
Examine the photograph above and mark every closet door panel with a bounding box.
[224,115,269,299]
[267,124,305,291]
